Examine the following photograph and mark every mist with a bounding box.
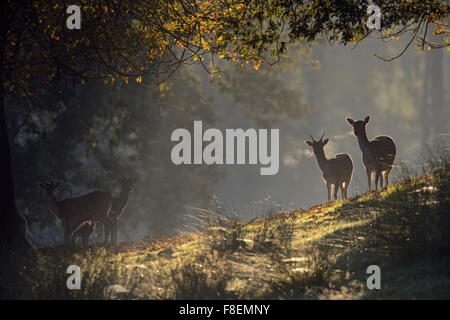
[9,37,449,246]
[205,38,449,220]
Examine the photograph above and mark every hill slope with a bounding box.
[2,166,449,299]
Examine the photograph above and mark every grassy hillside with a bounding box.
[1,165,449,299]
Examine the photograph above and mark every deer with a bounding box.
[305,132,353,202]
[346,116,396,191]
[73,177,137,245]
[38,181,115,247]
[107,177,137,244]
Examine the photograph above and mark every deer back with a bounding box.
[369,136,396,168]
[57,190,112,225]
[327,153,353,182]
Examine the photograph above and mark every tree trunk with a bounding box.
[0,52,34,259]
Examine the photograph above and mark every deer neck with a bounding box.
[356,131,370,152]
[113,187,131,215]
[314,149,329,172]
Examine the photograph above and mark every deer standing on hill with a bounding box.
[74,177,137,245]
[305,132,353,202]
[346,116,396,191]
[38,181,114,247]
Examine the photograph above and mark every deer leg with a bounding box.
[63,223,72,247]
[101,218,114,245]
[375,171,381,190]
[99,220,109,244]
[110,218,117,244]
[103,222,110,244]
[333,183,338,201]
[345,179,351,199]
[327,183,332,203]
[385,169,391,186]
[68,228,76,248]
[366,168,372,191]
[82,234,88,248]
[380,172,384,189]
[100,223,105,243]
[82,225,91,248]
[340,183,346,199]
[114,219,118,244]
[65,235,74,247]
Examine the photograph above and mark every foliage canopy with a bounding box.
[2,0,448,98]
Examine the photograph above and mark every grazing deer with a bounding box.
[74,177,137,245]
[38,181,114,247]
[346,116,396,191]
[305,132,353,202]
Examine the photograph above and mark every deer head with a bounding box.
[346,116,370,136]
[38,180,61,198]
[117,177,137,193]
[304,131,329,154]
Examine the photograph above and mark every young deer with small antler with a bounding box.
[74,177,137,245]
[305,132,353,202]
[346,116,396,191]
[38,181,114,247]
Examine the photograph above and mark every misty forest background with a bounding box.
[8,36,449,247]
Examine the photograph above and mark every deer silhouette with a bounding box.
[305,132,353,202]
[74,177,137,246]
[108,177,137,244]
[347,116,396,191]
[38,181,114,247]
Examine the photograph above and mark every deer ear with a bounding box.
[304,140,313,147]
[364,116,370,124]
[346,118,355,125]
[322,138,329,145]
